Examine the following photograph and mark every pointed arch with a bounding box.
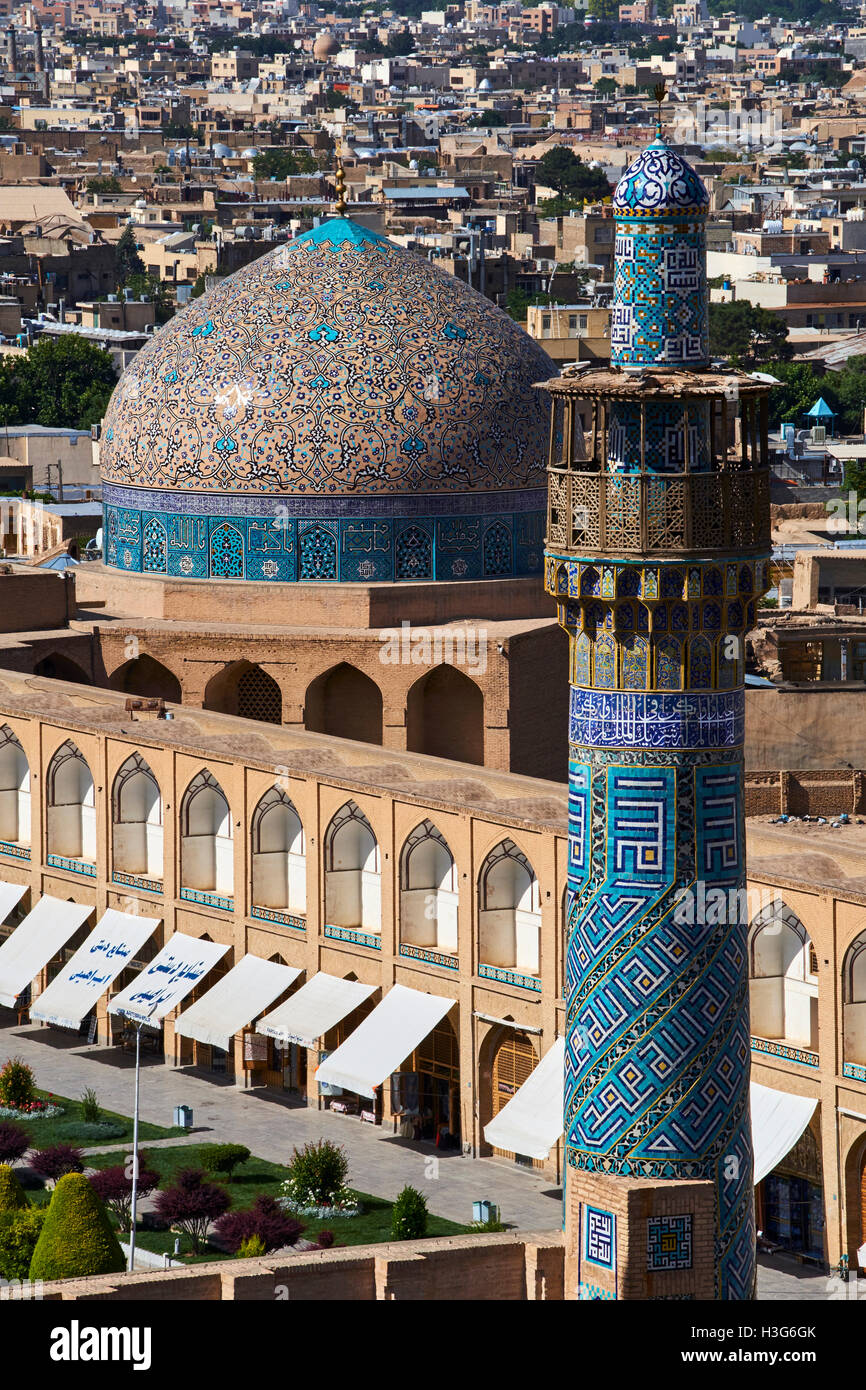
[33,653,92,685]
[305,663,383,746]
[324,800,380,933]
[203,661,282,724]
[406,664,483,765]
[46,739,95,865]
[749,900,818,1050]
[843,930,866,1070]
[210,522,244,579]
[0,724,29,848]
[478,838,541,976]
[109,654,181,703]
[112,752,163,882]
[251,785,305,914]
[180,769,233,902]
[399,820,458,954]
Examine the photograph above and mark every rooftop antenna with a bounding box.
[653,81,666,140]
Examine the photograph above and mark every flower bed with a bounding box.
[0,1101,64,1120]
[279,1182,361,1220]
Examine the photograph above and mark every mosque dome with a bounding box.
[313,31,340,58]
[613,136,709,215]
[100,217,556,585]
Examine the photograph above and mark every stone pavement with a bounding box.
[3,1024,561,1231]
[3,1024,843,1301]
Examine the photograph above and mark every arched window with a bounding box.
[843,931,866,1070]
[251,787,305,914]
[478,839,541,975]
[749,901,818,1050]
[46,740,95,865]
[399,821,458,955]
[0,725,30,848]
[112,753,163,882]
[180,770,233,901]
[324,801,380,933]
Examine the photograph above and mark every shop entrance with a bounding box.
[489,1029,542,1167]
[391,1016,460,1147]
[761,1123,825,1261]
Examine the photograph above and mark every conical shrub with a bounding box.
[0,1163,28,1213]
[29,1172,125,1280]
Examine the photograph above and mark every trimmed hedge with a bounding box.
[0,1163,28,1213]
[29,1173,125,1280]
[0,1208,44,1280]
[54,1121,126,1144]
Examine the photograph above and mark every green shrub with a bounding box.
[284,1140,349,1207]
[80,1087,102,1125]
[55,1121,126,1144]
[201,1144,251,1181]
[391,1185,428,1241]
[237,1233,266,1259]
[0,1164,28,1213]
[29,1173,125,1280]
[0,1057,36,1110]
[0,1208,45,1280]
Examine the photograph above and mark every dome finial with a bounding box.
[334,140,348,216]
[652,81,666,140]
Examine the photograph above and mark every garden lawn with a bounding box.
[13,1090,185,1147]
[85,1142,473,1261]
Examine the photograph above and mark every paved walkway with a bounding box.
[3,1024,561,1231]
[4,1024,843,1300]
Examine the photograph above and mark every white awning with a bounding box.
[257,971,376,1049]
[314,983,455,1099]
[108,932,229,1026]
[750,1081,819,1185]
[483,1037,565,1160]
[0,897,93,1008]
[175,954,300,1052]
[0,880,27,927]
[476,1050,817,1179]
[30,909,161,1030]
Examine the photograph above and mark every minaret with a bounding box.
[541,108,771,1301]
[8,25,18,73]
[34,23,44,72]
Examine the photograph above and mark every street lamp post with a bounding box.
[128,1002,158,1273]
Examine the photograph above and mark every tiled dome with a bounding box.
[612,138,709,216]
[100,218,556,584]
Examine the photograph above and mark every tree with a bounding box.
[153,1169,231,1253]
[588,0,619,19]
[535,146,611,203]
[0,337,117,430]
[843,458,866,513]
[594,77,617,96]
[30,1144,85,1182]
[0,1209,44,1281]
[191,273,208,299]
[0,1164,28,1213]
[201,1144,251,1181]
[466,110,507,127]
[253,148,302,179]
[0,1123,28,1167]
[708,301,792,365]
[214,1196,303,1254]
[282,1140,349,1207]
[88,1157,159,1227]
[386,30,415,56]
[86,176,121,195]
[391,1185,428,1240]
[0,1057,35,1109]
[764,361,830,431]
[115,224,145,283]
[504,288,570,321]
[29,1173,125,1280]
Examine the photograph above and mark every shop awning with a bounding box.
[175,954,301,1052]
[108,932,229,1026]
[30,909,161,1030]
[0,897,93,1008]
[750,1081,818,1186]
[257,971,376,1049]
[483,1037,565,1160]
[0,880,27,927]
[314,983,456,1099]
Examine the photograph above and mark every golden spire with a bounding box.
[335,142,347,216]
[652,81,666,140]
